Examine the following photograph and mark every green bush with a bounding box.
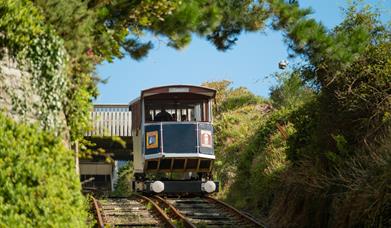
[0,113,88,227]
[203,80,295,217]
[225,107,296,215]
[112,161,134,197]
[202,81,268,196]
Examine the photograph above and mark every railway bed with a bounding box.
[164,196,262,227]
[92,196,173,227]
[92,195,264,227]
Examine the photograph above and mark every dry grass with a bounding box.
[267,136,391,227]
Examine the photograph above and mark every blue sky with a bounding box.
[95,0,390,104]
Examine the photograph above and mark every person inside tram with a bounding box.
[145,112,153,122]
[154,108,172,121]
[172,113,177,121]
[181,114,187,121]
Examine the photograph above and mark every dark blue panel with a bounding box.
[162,124,197,154]
[144,125,161,155]
[199,123,214,155]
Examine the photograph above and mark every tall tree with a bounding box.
[30,0,273,140]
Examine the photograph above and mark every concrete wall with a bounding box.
[79,162,113,175]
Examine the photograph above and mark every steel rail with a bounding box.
[134,194,176,228]
[152,195,197,228]
[91,196,104,228]
[204,196,264,227]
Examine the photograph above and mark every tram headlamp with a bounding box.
[150,181,165,193]
[202,181,216,193]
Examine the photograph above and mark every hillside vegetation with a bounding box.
[208,3,390,227]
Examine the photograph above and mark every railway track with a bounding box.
[92,195,264,227]
[163,196,263,227]
[91,195,174,227]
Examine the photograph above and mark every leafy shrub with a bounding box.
[213,104,265,192]
[0,113,88,227]
[203,80,298,217]
[112,161,134,197]
[225,108,295,216]
[220,87,264,113]
[202,81,268,195]
[270,71,315,109]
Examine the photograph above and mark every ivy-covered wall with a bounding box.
[0,0,71,135]
[0,47,68,133]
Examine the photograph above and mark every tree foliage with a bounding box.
[25,0,274,142]
[273,2,391,162]
[270,70,314,109]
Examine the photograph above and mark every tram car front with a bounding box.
[130,85,218,194]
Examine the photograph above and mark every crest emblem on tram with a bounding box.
[146,131,159,149]
[200,130,212,148]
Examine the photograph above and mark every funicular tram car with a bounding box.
[130,85,219,194]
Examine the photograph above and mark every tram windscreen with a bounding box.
[145,100,210,122]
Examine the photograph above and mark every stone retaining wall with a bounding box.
[0,49,67,134]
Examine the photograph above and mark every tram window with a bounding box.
[146,110,153,121]
[193,104,201,121]
[144,100,209,122]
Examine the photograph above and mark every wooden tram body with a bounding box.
[130,85,218,194]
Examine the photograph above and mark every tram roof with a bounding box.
[129,85,216,106]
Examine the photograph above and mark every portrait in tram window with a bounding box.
[200,130,212,148]
[146,131,159,149]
